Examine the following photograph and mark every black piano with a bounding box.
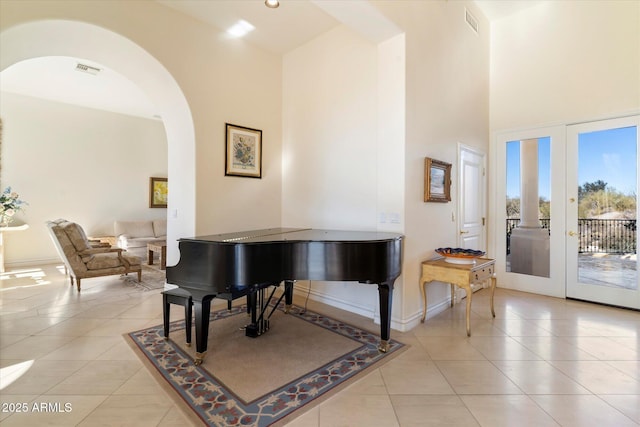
[166,228,404,365]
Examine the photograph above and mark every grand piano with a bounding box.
[166,228,404,365]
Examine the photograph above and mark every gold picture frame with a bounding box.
[149,177,168,208]
[424,157,451,202]
[225,123,262,178]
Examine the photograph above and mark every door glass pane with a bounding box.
[577,126,637,290]
[506,137,551,277]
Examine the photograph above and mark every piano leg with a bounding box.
[193,295,214,365]
[284,280,294,313]
[377,282,394,353]
[245,288,263,337]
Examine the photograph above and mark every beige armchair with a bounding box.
[46,219,142,291]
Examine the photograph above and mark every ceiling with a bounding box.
[0,56,158,119]
[474,0,546,21]
[157,0,341,56]
[0,0,546,120]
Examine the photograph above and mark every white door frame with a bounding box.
[492,125,566,298]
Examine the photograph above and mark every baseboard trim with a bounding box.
[3,257,60,270]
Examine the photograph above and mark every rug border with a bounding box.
[125,304,408,427]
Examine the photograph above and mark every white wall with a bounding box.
[282,26,389,316]
[490,0,640,130]
[283,26,380,231]
[0,92,167,264]
[378,0,490,325]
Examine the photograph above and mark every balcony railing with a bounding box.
[506,218,636,254]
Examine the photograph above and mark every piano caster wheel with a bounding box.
[186,342,191,347]
[194,351,206,366]
[378,340,390,353]
[284,304,292,314]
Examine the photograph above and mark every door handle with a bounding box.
[568,231,577,236]
[460,230,469,235]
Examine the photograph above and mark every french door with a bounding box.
[495,126,566,298]
[496,117,640,308]
[566,116,640,309]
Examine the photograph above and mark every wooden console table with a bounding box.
[420,257,496,336]
[147,240,167,270]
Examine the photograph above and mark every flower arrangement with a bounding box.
[0,187,28,226]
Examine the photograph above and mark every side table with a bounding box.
[147,240,167,270]
[420,257,496,336]
[0,224,29,273]
[89,235,117,247]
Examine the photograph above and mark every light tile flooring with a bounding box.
[1,263,639,426]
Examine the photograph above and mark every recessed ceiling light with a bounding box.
[227,19,255,38]
[265,0,279,8]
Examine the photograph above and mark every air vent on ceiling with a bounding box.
[465,8,479,34]
[75,63,101,76]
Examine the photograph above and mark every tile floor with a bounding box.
[1,263,639,426]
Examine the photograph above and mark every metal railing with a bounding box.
[506,218,636,254]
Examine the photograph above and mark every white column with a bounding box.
[519,138,540,228]
[510,138,550,277]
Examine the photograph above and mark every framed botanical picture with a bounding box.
[225,123,262,178]
[424,157,451,202]
[149,177,168,208]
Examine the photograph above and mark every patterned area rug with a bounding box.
[126,302,406,426]
[120,265,166,291]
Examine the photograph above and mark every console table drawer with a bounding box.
[472,264,494,282]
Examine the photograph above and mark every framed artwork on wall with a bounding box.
[424,157,451,202]
[225,123,262,178]
[149,177,168,208]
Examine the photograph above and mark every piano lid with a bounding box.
[178,228,403,244]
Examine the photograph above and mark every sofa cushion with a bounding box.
[153,219,166,238]
[115,221,155,239]
[122,237,162,249]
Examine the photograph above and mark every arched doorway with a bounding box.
[0,20,195,264]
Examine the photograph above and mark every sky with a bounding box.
[506,126,637,200]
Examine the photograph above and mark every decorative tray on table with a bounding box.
[435,247,485,264]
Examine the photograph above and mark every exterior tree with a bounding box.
[579,180,608,198]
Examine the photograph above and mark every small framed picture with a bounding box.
[149,177,168,208]
[424,157,451,202]
[225,123,262,178]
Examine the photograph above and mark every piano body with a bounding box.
[166,228,404,365]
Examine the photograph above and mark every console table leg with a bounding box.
[490,275,497,317]
[420,279,428,323]
[465,286,472,337]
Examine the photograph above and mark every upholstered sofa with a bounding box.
[115,219,166,259]
[46,219,142,291]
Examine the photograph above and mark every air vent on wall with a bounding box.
[75,63,101,75]
[465,8,479,34]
